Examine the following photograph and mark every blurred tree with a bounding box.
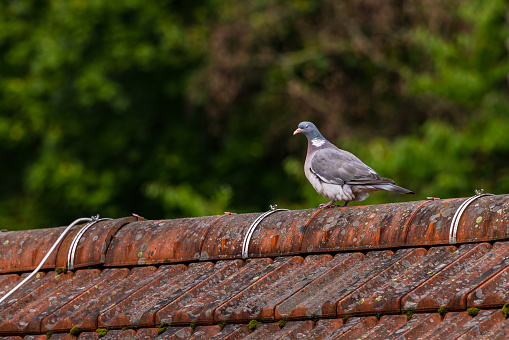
[0,0,220,228]
[350,0,509,204]
[0,0,507,229]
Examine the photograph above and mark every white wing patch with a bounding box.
[367,166,378,175]
[311,138,325,147]
[310,167,334,184]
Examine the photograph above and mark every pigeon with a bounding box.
[293,121,415,208]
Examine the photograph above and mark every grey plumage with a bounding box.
[293,121,415,208]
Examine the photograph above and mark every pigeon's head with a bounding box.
[293,121,324,139]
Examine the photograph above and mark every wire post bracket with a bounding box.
[449,189,494,244]
[67,215,112,270]
[0,214,111,306]
[242,205,289,259]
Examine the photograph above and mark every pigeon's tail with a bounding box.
[372,183,415,195]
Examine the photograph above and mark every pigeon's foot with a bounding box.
[319,201,336,209]
[341,201,350,207]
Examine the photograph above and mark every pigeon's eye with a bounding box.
[305,124,309,128]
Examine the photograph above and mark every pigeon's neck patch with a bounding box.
[311,138,326,147]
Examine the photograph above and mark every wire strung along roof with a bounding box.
[1,194,509,339]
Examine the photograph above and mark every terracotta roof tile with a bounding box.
[187,325,221,339]
[44,334,73,340]
[214,254,341,323]
[1,195,509,338]
[242,322,279,339]
[157,258,274,325]
[356,314,408,339]
[328,316,379,339]
[2,269,115,334]
[338,244,474,316]
[104,216,222,266]
[274,249,411,320]
[401,242,509,312]
[0,274,23,294]
[467,265,509,309]
[43,265,158,332]
[41,268,131,333]
[384,313,443,339]
[55,217,138,270]
[0,271,74,333]
[0,227,65,273]
[264,320,314,339]
[246,209,315,258]
[337,248,428,316]
[98,263,190,328]
[458,310,509,339]
[301,201,424,252]
[22,336,47,340]
[299,318,344,338]
[75,333,100,340]
[422,312,473,337]
[99,329,137,339]
[155,326,193,339]
[206,324,249,340]
[0,272,48,307]
[130,328,158,339]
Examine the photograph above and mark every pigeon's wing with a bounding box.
[309,148,394,185]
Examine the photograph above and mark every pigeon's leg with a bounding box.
[340,201,350,207]
[319,200,336,209]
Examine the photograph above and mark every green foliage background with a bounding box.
[1,0,508,229]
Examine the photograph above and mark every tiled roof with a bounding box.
[1,195,509,339]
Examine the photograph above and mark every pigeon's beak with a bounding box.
[293,128,302,135]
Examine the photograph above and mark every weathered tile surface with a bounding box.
[302,201,426,252]
[104,216,222,266]
[22,336,48,340]
[55,217,138,269]
[338,248,427,316]
[41,268,130,332]
[355,314,408,339]
[455,194,509,243]
[132,328,158,340]
[0,272,48,310]
[208,324,249,340]
[98,263,203,328]
[401,243,493,312]
[0,271,75,334]
[338,245,477,316]
[275,249,413,320]
[199,213,259,261]
[155,326,193,339]
[157,258,272,325]
[100,329,137,339]
[1,269,125,334]
[328,316,379,340]
[386,313,443,339]
[0,227,66,274]
[247,209,317,257]
[0,196,509,339]
[467,264,509,309]
[242,323,280,339]
[459,311,509,340]
[214,254,361,323]
[296,318,344,339]
[76,333,100,340]
[187,325,221,339]
[264,320,314,340]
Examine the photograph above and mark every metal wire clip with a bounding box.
[67,215,112,270]
[449,189,494,244]
[0,215,111,305]
[242,205,289,259]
